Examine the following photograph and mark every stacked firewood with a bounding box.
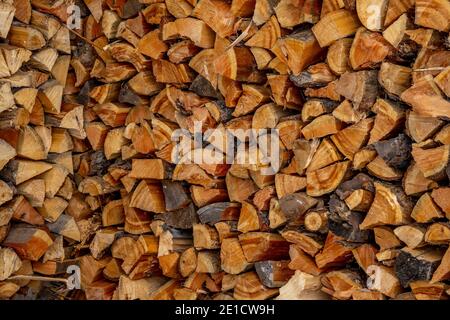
[0,0,449,300]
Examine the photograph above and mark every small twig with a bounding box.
[103,39,122,51]
[8,275,69,285]
[305,139,320,168]
[49,11,105,51]
[225,20,254,51]
[65,26,106,51]
[412,67,445,72]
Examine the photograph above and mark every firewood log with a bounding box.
[233,271,278,300]
[278,192,318,222]
[395,247,443,287]
[414,0,450,32]
[352,289,386,300]
[360,182,413,229]
[255,260,294,288]
[431,188,450,219]
[0,247,22,281]
[273,29,324,75]
[411,193,444,223]
[356,0,388,31]
[401,75,450,119]
[8,195,44,225]
[328,195,371,243]
[93,103,130,127]
[193,223,220,250]
[178,247,197,279]
[197,202,240,225]
[322,269,364,299]
[403,162,439,196]
[48,214,81,242]
[394,225,427,249]
[410,280,448,300]
[367,265,402,298]
[196,251,220,273]
[129,181,165,213]
[350,27,393,70]
[3,226,52,261]
[352,244,378,274]
[275,174,306,198]
[425,223,450,245]
[237,201,259,233]
[384,0,414,27]
[274,0,320,28]
[315,233,353,269]
[239,232,289,262]
[407,112,444,143]
[312,9,361,47]
[276,270,329,300]
[431,246,450,283]
[307,161,350,196]
[304,211,328,234]
[118,275,166,300]
[192,0,237,38]
[215,47,255,81]
[220,237,252,274]
[412,145,450,181]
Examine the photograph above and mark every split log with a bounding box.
[3,226,53,261]
[425,223,450,245]
[335,70,378,112]
[331,118,373,160]
[197,202,241,225]
[369,99,405,144]
[431,188,450,219]
[411,193,444,223]
[374,227,402,251]
[327,38,352,75]
[179,247,197,278]
[401,75,450,119]
[322,270,364,299]
[412,145,450,181]
[278,192,318,222]
[220,237,252,275]
[431,246,450,283]
[407,112,444,143]
[414,0,450,32]
[315,233,353,269]
[233,271,279,300]
[239,232,290,262]
[281,228,323,257]
[367,265,402,298]
[306,161,350,197]
[395,247,443,287]
[360,182,413,229]
[0,247,21,281]
[255,260,294,288]
[394,225,426,249]
[403,162,439,196]
[276,270,329,300]
[328,207,371,243]
[312,9,361,47]
[304,211,328,234]
[273,29,325,75]
[349,27,393,70]
[288,244,322,275]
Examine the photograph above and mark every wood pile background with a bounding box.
[0,0,449,300]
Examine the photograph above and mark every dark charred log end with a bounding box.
[395,250,440,288]
[373,134,412,170]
